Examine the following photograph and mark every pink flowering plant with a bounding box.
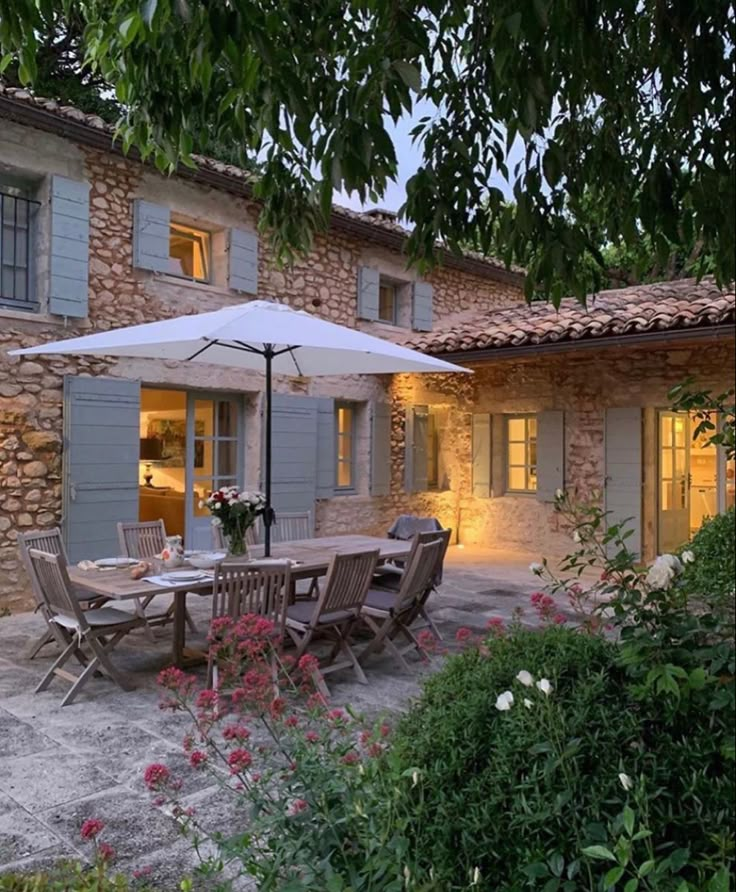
[143,613,424,890]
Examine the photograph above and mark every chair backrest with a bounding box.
[417,527,451,586]
[212,560,291,634]
[314,549,379,622]
[212,520,261,551]
[17,528,68,606]
[395,538,445,612]
[118,520,167,559]
[271,511,312,543]
[387,515,441,540]
[26,548,88,629]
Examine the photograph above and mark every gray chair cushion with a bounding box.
[372,568,403,592]
[364,588,399,612]
[286,601,355,626]
[55,606,138,629]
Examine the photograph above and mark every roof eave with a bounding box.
[0,93,524,288]
[423,322,736,364]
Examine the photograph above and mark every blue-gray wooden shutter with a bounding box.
[536,410,565,502]
[605,408,643,558]
[472,413,492,498]
[405,405,428,492]
[370,401,392,496]
[316,397,336,498]
[49,176,90,318]
[267,394,318,515]
[357,266,380,320]
[491,414,506,496]
[132,199,170,272]
[229,228,259,294]
[62,376,140,562]
[411,280,434,331]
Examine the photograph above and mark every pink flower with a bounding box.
[284,715,299,728]
[80,818,105,840]
[97,842,115,862]
[327,708,345,722]
[304,730,320,743]
[379,723,391,738]
[417,629,438,652]
[368,743,384,758]
[195,689,219,710]
[287,798,309,816]
[341,750,360,765]
[227,749,253,775]
[553,613,567,625]
[486,617,505,634]
[143,763,171,791]
[223,723,251,742]
[455,627,474,643]
[133,866,153,879]
[189,750,208,769]
[298,654,320,674]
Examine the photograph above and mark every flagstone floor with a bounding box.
[0,546,560,889]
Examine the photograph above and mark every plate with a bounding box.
[161,569,208,582]
[94,557,138,568]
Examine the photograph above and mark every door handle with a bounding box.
[70,482,77,502]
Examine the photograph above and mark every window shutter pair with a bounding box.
[471,410,565,502]
[356,266,434,330]
[49,176,91,318]
[131,199,258,293]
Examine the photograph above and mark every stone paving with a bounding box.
[0,546,552,889]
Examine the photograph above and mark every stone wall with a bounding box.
[0,126,522,611]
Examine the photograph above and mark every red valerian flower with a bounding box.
[284,715,299,728]
[553,613,567,625]
[97,842,115,862]
[304,730,320,743]
[133,866,153,879]
[327,708,345,722]
[455,627,474,643]
[287,798,309,816]
[143,763,171,791]
[223,723,251,742]
[298,654,320,674]
[80,818,105,840]
[340,750,360,765]
[227,749,253,775]
[379,723,391,738]
[485,616,506,636]
[368,743,384,758]
[195,689,219,710]
[189,750,208,769]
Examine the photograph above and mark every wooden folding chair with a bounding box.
[207,560,291,690]
[285,549,379,698]
[372,528,451,640]
[359,538,444,672]
[117,520,197,640]
[27,549,144,707]
[18,528,107,660]
[271,511,312,543]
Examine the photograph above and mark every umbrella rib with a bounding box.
[275,346,303,375]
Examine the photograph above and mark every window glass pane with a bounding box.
[529,437,537,469]
[508,442,526,465]
[337,435,352,463]
[195,439,213,475]
[508,417,526,440]
[661,484,671,511]
[661,416,672,447]
[217,440,237,477]
[726,459,735,510]
[661,450,673,480]
[508,466,527,490]
[528,417,538,437]
[528,467,538,490]
[674,416,687,447]
[169,223,210,281]
[217,400,237,437]
[337,462,352,488]
[378,283,396,322]
[193,480,215,516]
[337,406,353,436]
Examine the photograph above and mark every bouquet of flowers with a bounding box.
[201,486,266,556]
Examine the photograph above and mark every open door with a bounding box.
[658,411,690,552]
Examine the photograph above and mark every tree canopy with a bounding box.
[1,1,733,301]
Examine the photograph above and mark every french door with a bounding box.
[658,411,690,553]
[186,392,245,550]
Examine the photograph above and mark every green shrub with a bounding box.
[681,507,735,608]
[0,863,136,891]
[392,627,735,890]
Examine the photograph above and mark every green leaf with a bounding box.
[582,845,617,862]
[118,13,141,47]
[622,805,635,836]
[142,0,158,26]
[638,860,655,878]
[624,880,639,892]
[392,61,422,93]
[604,866,625,888]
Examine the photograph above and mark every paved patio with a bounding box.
[0,547,552,888]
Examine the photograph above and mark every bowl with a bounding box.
[188,551,226,570]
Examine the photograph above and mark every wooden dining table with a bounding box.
[68,534,412,668]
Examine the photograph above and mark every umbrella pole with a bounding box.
[264,346,274,557]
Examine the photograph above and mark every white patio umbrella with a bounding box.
[11,300,469,553]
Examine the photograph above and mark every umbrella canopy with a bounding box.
[11,299,470,553]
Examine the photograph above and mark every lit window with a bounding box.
[169,223,211,282]
[507,415,537,492]
[336,403,355,490]
[378,281,397,324]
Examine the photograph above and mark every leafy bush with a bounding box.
[392,626,735,891]
[680,507,735,608]
[0,864,139,891]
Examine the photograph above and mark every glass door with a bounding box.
[186,393,244,550]
[658,412,690,553]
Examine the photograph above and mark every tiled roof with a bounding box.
[0,84,521,283]
[408,278,735,356]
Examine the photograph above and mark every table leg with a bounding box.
[172,590,187,668]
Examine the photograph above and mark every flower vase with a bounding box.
[226,533,249,560]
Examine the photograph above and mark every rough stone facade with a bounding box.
[0,118,523,611]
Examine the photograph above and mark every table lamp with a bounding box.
[139,437,163,487]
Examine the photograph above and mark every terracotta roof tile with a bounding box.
[408,278,735,355]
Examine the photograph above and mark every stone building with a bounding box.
[1,87,734,613]
[0,86,523,610]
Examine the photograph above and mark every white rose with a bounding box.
[495,691,514,711]
[536,678,552,696]
[529,562,544,576]
[212,502,220,510]
[646,554,682,590]
[619,772,633,791]
[681,550,695,565]
[516,670,534,687]
[555,488,564,500]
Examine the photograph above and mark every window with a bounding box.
[169,222,211,282]
[507,415,538,492]
[0,183,38,311]
[336,403,356,490]
[378,280,397,324]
